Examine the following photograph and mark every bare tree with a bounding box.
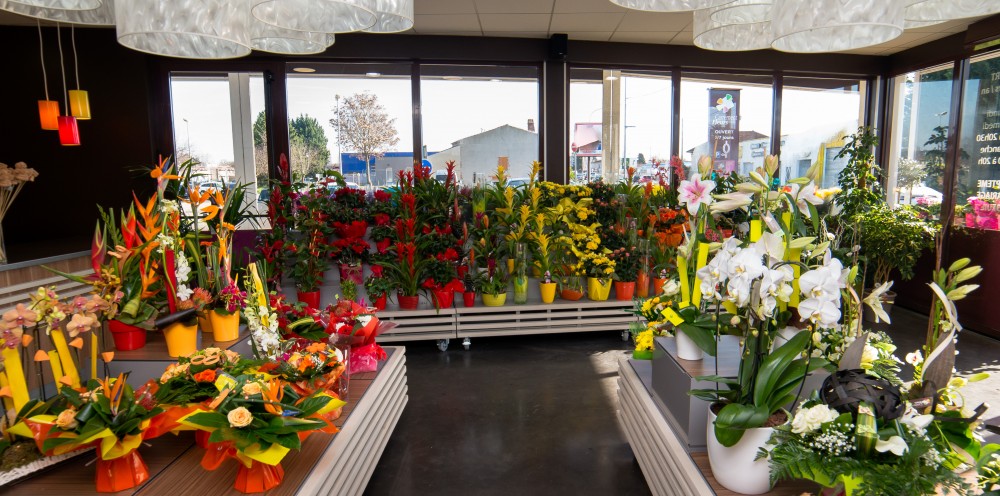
[330,92,399,187]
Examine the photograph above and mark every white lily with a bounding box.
[786,182,824,217]
[754,231,786,263]
[875,435,908,456]
[863,281,894,324]
[901,413,934,435]
[710,191,753,213]
[678,175,716,216]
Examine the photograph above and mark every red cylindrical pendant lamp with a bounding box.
[58,116,80,146]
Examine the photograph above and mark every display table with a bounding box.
[4,347,408,495]
[618,357,814,495]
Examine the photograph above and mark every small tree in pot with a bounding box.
[857,205,937,320]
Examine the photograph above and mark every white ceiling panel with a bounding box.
[567,31,615,41]
[550,12,625,32]
[610,31,679,43]
[478,13,551,32]
[553,0,629,13]
[474,0,555,14]
[413,14,481,32]
[415,0,478,15]
[616,11,691,31]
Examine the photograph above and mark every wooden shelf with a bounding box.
[4,347,408,496]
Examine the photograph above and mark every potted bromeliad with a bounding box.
[364,265,392,311]
[477,264,509,307]
[529,230,558,303]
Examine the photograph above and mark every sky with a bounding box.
[170,73,863,170]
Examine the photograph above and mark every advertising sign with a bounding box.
[709,88,741,173]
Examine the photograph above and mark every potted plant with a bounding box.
[422,250,461,309]
[611,246,640,300]
[477,265,509,307]
[364,265,392,311]
[288,236,326,309]
[856,205,937,321]
[331,236,369,285]
[558,269,584,301]
[462,271,479,307]
[529,231,558,303]
[385,241,424,310]
[329,186,369,238]
[581,251,615,301]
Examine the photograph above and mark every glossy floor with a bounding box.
[363,307,1000,495]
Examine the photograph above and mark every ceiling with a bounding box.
[0,0,987,56]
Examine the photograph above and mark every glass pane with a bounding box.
[622,72,672,183]
[680,72,773,178]
[286,63,413,188]
[958,51,1000,230]
[887,65,952,220]
[420,65,539,186]
[780,77,863,188]
[569,68,603,184]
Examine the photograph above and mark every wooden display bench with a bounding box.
[4,347,408,495]
[618,355,814,495]
[107,326,253,389]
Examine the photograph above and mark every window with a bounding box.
[169,72,267,218]
[957,51,1000,230]
[286,63,413,187]
[420,65,539,186]
[680,72,774,178]
[887,65,953,215]
[780,77,864,187]
[569,68,604,184]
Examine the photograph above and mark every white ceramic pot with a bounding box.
[706,406,776,495]
[676,331,703,361]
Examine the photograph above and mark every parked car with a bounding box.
[198,181,225,194]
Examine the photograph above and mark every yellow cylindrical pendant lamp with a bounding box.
[69,89,91,119]
[38,99,60,130]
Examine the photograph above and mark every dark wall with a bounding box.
[1,26,153,262]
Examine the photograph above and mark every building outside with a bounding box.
[426,124,538,185]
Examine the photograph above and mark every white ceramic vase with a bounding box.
[675,331,703,361]
[706,407,776,495]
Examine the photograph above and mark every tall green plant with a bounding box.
[857,206,937,284]
[835,127,883,220]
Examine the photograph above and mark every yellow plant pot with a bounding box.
[209,310,241,342]
[539,282,557,303]
[482,293,507,307]
[163,322,198,358]
[588,277,611,301]
[198,312,214,333]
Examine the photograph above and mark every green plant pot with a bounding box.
[513,276,528,304]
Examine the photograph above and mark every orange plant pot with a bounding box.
[636,272,650,298]
[652,277,667,294]
[614,281,636,301]
[209,310,240,342]
[163,322,198,358]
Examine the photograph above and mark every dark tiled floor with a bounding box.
[364,308,1000,496]
[363,333,651,496]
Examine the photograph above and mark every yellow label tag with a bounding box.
[677,300,690,309]
[661,308,685,326]
[215,372,237,392]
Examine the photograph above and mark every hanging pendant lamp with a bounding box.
[116,0,251,59]
[770,0,905,53]
[68,25,90,120]
[905,0,1000,24]
[36,21,59,131]
[694,0,772,51]
[363,0,414,33]
[251,0,376,33]
[56,24,80,146]
[249,7,335,55]
[609,0,736,12]
[0,0,114,26]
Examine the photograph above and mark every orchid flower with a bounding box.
[678,175,716,216]
[863,281,894,324]
[66,313,97,337]
[799,296,841,328]
[2,303,39,330]
[758,266,794,318]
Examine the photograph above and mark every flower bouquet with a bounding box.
[11,373,162,492]
[328,300,389,374]
[179,374,344,493]
[0,161,39,264]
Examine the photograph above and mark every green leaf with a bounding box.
[185,412,229,429]
[753,330,810,407]
[714,403,769,447]
[678,323,717,356]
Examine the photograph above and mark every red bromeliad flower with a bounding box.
[400,193,416,217]
[436,248,459,262]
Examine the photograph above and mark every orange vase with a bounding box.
[95,451,149,493]
[636,272,650,298]
[652,277,667,294]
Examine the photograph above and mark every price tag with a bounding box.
[661,307,685,326]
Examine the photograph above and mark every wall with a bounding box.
[1,26,153,262]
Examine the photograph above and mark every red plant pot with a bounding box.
[108,320,146,351]
[297,291,321,309]
[463,291,476,307]
[614,281,636,301]
[373,294,387,311]
[652,277,667,295]
[561,289,584,301]
[433,289,454,309]
[397,293,419,310]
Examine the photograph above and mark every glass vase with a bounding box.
[514,243,528,304]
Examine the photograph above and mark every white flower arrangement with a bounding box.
[243,263,283,360]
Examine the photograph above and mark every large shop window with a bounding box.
[958,51,1000,230]
[887,64,953,216]
[169,72,267,219]
[680,72,773,178]
[568,68,672,185]
[285,63,413,187]
[420,65,539,186]
[780,77,864,187]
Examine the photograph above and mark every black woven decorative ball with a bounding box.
[819,369,904,421]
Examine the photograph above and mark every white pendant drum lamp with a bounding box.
[694,0,772,51]
[0,0,114,26]
[905,0,1000,23]
[8,0,99,10]
[251,0,375,34]
[363,0,414,33]
[116,0,252,59]
[770,0,905,53]
[249,10,335,55]
[609,0,736,12]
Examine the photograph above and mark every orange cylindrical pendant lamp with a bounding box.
[38,100,60,130]
[68,89,91,120]
[58,116,80,146]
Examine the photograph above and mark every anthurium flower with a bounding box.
[678,175,716,216]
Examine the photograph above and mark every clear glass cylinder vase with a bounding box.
[514,243,528,304]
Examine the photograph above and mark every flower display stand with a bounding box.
[5,348,408,495]
[619,356,815,496]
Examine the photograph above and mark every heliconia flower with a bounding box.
[678,175,716,216]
